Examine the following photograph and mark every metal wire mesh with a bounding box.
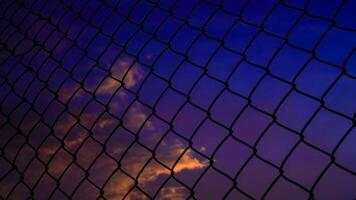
[0,0,355,199]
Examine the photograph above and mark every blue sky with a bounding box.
[0,0,355,199]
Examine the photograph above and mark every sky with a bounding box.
[0,0,355,199]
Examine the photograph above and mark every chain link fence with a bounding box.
[0,0,355,199]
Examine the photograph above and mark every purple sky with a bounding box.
[0,0,356,199]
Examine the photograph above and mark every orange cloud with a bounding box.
[97,118,116,129]
[14,112,206,200]
[96,77,121,95]
[1,55,207,200]
[110,57,144,90]
[63,131,87,150]
[156,186,188,200]
[104,142,208,200]
[173,149,208,173]
[123,63,144,89]
[102,170,135,200]
[125,104,154,131]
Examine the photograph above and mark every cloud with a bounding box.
[156,186,188,200]
[19,104,205,200]
[173,149,208,173]
[63,131,87,150]
[82,56,151,132]
[124,186,188,200]
[110,58,144,90]
[124,103,154,132]
[1,55,207,200]
[96,77,121,95]
[123,63,144,89]
[103,140,208,200]
[47,55,153,136]
[97,118,116,129]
